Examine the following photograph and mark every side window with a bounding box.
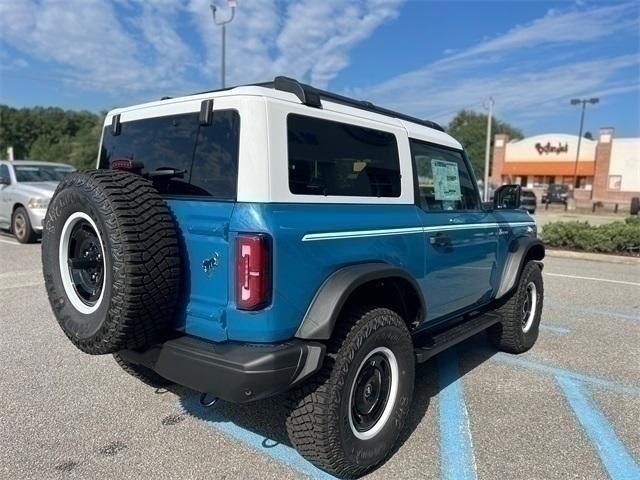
[0,164,10,182]
[410,140,480,211]
[287,114,401,197]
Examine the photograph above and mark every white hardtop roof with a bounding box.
[107,85,462,150]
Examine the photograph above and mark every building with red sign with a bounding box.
[491,127,640,206]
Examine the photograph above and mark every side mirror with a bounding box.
[0,176,10,186]
[493,184,521,210]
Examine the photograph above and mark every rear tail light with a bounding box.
[236,233,271,310]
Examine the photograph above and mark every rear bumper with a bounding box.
[118,336,325,403]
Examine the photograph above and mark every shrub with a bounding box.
[541,218,640,256]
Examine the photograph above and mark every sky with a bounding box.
[0,0,639,137]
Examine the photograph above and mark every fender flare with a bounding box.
[295,263,426,340]
[495,237,545,299]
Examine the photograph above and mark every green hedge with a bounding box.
[541,217,640,256]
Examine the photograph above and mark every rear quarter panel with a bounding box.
[226,203,425,342]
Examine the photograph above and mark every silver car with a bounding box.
[0,160,76,243]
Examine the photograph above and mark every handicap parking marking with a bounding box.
[556,375,640,480]
[492,352,640,397]
[437,348,478,480]
[176,396,338,480]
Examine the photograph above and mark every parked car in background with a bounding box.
[520,189,537,214]
[541,183,569,206]
[0,160,76,243]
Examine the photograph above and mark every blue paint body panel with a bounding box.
[163,196,535,344]
[165,199,235,342]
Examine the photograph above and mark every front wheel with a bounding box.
[287,307,415,477]
[488,260,544,353]
[13,207,37,244]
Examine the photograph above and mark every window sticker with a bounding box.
[431,159,461,201]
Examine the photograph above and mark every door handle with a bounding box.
[429,233,451,246]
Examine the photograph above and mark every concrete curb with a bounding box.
[546,249,640,265]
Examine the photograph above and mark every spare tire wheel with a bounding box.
[42,170,181,355]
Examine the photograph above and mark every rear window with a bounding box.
[99,110,240,199]
[287,114,400,197]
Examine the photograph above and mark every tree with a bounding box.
[447,110,523,180]
[583,131,593,140]
[0,104,104,169]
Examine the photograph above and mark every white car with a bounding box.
[0,160,75,243]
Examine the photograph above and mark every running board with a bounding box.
[414,312,501,363]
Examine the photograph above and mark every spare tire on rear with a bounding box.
[42,170,181,355]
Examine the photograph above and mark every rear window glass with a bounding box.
[287,114,400,197]
[99,110,240,199]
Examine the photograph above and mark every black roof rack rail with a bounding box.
[187,76,445,132]
[271,76,444,132]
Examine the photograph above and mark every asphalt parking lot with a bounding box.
[1,233,638,480]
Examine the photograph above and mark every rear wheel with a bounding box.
[488,261,543,353]
[12,207,37,244]
[287,307,414,477]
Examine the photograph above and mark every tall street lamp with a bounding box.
[570,97,599,193]
[210,0,237,89]
[482,96,494,201]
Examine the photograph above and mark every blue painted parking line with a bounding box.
[556,375,640,480]
[437,348,478,480]
[177,396,338,480]
[492,353,640,397]
[540,324,570,335]
[546,302,639,322]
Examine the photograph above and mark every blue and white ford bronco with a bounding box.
[42,77,544,477]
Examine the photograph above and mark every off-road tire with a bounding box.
[286,307,415,478]
[113,353,173,388]
[42,170,181,355]
[488,261,543,353]
[13,206,37,244]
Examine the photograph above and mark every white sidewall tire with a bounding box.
[348,346,399,440]
[58,212,106,315]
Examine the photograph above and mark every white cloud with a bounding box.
[0,0,402,98]
[188,0,403,88]
[354,2,640,127]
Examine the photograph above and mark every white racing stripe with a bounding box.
[302,221,535,242]
[545,272,640,287]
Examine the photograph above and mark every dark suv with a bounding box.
[542,183,569,205]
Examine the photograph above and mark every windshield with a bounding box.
[15,164,75,182]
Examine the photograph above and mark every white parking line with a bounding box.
[545,272,640,287]
[0,237,18,245]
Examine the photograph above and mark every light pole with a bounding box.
[210,0,237,89]
[482,96,494,201]
[570,97,599,193]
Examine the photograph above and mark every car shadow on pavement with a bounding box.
[175,332,499,471]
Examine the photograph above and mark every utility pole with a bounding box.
[570,97,599,192]
[210,0,237,89]
[483,97,494,201]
